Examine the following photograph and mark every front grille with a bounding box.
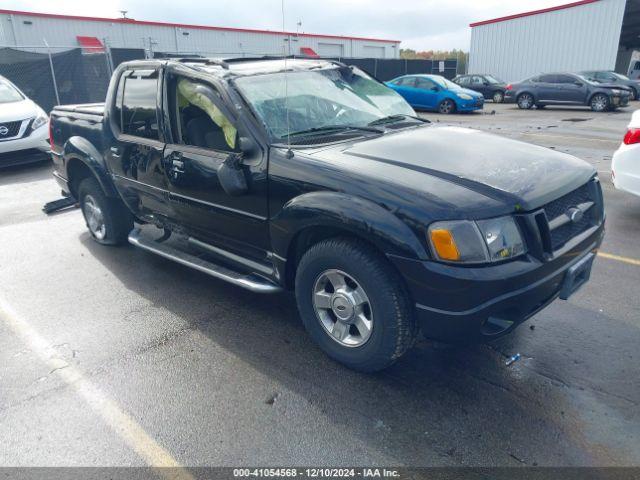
[0,120,22,139]
[541,179,602,252]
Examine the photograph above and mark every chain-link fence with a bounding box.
[0,43,457,113]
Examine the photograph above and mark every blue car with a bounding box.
[386,74,484,114]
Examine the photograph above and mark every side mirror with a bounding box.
[431,86,440,92]
[218,153,248,196]
[238,136,258,156]
[574,81,583,87]
[483,81,490,86]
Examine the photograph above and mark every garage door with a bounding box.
[317,43,344,57]
[362,45,385,59]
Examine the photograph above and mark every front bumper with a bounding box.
[611,94,630,108]
[457,97,484,111]
[389,222,605,342]
[0,123,50,167]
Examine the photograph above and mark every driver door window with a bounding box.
[171,77,239,153]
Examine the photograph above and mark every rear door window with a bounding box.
[556,75,576,84]
[538,74,557,83]
[120,70,160,140]
[415,77,436,90]
[396,77,416,87]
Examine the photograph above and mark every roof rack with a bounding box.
[176,58,230,70]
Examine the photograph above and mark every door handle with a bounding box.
[168,151,185,176]
[172,159,185,173]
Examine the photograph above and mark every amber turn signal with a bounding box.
[429,229,460,261]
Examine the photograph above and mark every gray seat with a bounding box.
[185,116,229,151]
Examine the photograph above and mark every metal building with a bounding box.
[469,0,640,82]
[0,9,400,59]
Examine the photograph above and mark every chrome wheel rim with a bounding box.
[312,269,373,347]
[82,195,106,240]
[519,95,532,109]
[593,96,607,111]
[493,92,503,103]
[439,100,453,114]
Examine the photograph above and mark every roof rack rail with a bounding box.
[222,55,331,64]
[177,58,230,70]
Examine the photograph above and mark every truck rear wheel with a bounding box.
[295,238,417,372]
[78,177,133,245]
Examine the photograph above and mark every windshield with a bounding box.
[0,79,24,104]
[576,74,597,84]
[235,67,415,141]
[484,75,503,84]
[612,72,631,81]
[427,75,460,90]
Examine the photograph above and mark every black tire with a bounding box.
[492,91,504,103]
[78,177,133,245]
[590,93,609,112]
[630,88,638,101]
[295,238,417,372]
[517,93,534,110]
[438,98,456,114]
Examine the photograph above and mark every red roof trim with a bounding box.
[0,9,400,44]
[470,0,601,27]
[76,36,105,53]
[300,47,320,58]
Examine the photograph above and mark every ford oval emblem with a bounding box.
[0,126,8,136]
[567,207,584,223]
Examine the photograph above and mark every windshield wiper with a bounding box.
[367,114,429,127]
[282,124,382,139]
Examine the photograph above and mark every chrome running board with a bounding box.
[128,228,282,294]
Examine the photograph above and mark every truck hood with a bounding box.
[334,125,595,211]
[0,99,42,123]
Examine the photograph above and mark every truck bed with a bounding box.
[52,103,105,117]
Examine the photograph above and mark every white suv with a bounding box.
[0,75,50,167]
[612,109,640,198]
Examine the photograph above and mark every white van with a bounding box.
[0,75,50,168]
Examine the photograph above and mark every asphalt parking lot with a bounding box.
[1,102,639,469]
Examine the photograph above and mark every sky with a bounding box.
[3,0,570,50]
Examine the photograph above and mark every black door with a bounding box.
[535,74,561,102]
[557,74,588,103]
[108,68,171,223]
[471,75,489,98]
[163,72,270,262]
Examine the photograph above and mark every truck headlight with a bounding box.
[31,113,48,131]
[457,93,473,100]
[428,216,526,264]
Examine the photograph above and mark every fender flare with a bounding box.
[63,136,118,197]
[270,191,429,262]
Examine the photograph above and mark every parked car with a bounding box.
[0,75,50,167]
[50,58,604,372]
[385,74,484,114]
[612,109,640,197]
[505,72,631,112]
[453,74,507,103]
[580,71,640,101]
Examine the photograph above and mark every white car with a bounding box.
[612,110,640,197]
[0,75,50,168]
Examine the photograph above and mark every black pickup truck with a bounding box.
[50,58,604,372]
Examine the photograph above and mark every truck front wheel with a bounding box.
[295,238,417,372]
[78,177,133,245]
